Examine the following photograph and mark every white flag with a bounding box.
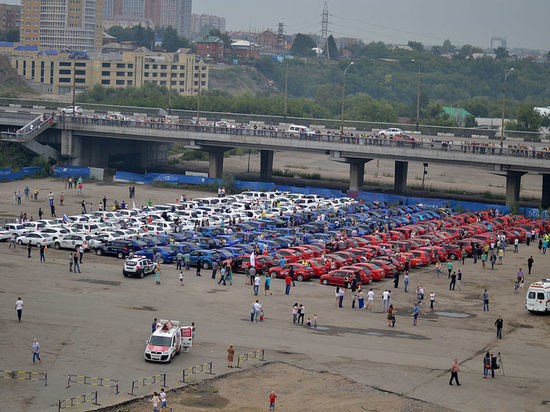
[132,201,136,210]
[250,251,255,268]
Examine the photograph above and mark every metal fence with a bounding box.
[66,374,119,394]
[180,361,215,383]
[236,349,265,368]
[1,369,47,386]
[58,391,99,411]
[128,373,166,396]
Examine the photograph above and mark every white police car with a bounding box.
[123,257,157,278]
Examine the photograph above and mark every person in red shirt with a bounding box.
[269,391,277,411]
[285,275,292,295]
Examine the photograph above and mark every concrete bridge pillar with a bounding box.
[394,161,408,193]
[349,159,366,191]
[260,150,274,180]
[505,171,525,207]
[208,149,225,179]
[542,174,550,209]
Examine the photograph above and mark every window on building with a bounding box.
[179,72,184,77]
[75,78,85,84]
[179,88,184,92]
[152,72,157,77]
[127,80,133,85]
[59,62,71,66]
[59,77,71,83]
[179,81,184,85]
[116,63,125,68]
[116,71,124,76]
[116,80,124,85]
[194,73,198,78]
[160,64,167,70]
[171,81,176,86]
[160,72,166,78]
[127,72,133,76]
[101,79,110,85]
[102,62,111,68]
[144,72,149,77]
[127,64,133,68]
[59,69,71,75]
[179,65,185,70]
[75,70,85,75]
[160,80,166,85]
[201,81,206,86]
[201,73,206,78]
[144,64,149,69]
[75,62,86,67]
[102,71,110,76]
[152,64,157,69]
[194,81,198,85]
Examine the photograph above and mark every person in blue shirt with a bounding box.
[412,303,420,326]
[264,275,272,296]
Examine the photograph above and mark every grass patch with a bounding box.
[297,171,321,180]
[273,169,295,178]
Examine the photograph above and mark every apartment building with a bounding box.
[20,0,103,51]
[190,14,225,38]
[0,3,21,33]
[9,47,208,96]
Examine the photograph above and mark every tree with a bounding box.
[290,34,316,57]
[494,47,509,60]
[162,27,182,52]
[441,39,456,54]
[515,104,541,131]
[107,24,154,48]
[408,41,424,52]
[327,35,338,59]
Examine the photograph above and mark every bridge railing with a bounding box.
[62,116,550,161]
[1,114,55,142]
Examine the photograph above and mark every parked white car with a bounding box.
[17,233,55,247]
[53,233,97,250]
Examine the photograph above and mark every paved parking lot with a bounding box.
[1,179,550,411]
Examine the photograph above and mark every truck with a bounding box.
[526,279,550,313]
[144,319,193,362]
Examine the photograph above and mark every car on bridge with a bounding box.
[60,106,83,114]
[378,127,403,137]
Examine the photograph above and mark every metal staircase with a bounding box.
[1,113,59,160]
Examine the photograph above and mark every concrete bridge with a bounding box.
[1,111,550,207]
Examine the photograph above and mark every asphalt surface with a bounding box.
[0,180,550,411]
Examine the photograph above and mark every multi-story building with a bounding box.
[9,46,208,96]
[190,14,225,38]
[121,0,144,18]
[20,0,103,52]
[0,3,21,33]
[196,36,224,59]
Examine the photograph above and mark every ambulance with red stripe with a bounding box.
[526,279,550,313]
[144,319,193,362]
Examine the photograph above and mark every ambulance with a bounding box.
[144,319,193,362]
[526,279,550,313]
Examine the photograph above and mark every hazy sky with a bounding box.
[195,0,550,50]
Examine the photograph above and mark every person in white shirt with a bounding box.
[159,388,167,409]
[78,245,85,264]
[430,291,436,310]
[32,338,41,363]
[382,289,390,311]
[253,300,262,323]
[15,297,24,322]
[254,275,261,295]
[366,289,375,310]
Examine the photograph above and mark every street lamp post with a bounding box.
[283,60,289,119]
[501,68,515,143]
[196,58,203,123]
[69,49,86,117]
[161,50,182,115]
[340,61,354,134]
[411,59,421,131]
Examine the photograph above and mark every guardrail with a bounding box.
[235,349,265,368]
[58,391,99,411]
[0,114,55,142]
[128,373,166,396]
[66,374,119,394]
[1,369,47,386]
[62,116,550,161]
[180,361,215,383]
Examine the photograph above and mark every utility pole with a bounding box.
[277,22,285,54]
[283,61,288,119]
[340,62,354,134]
[501,68,515,143]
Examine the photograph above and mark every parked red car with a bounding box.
[320,269,371,287]
[269,263,315,282]
[306,258,332,277]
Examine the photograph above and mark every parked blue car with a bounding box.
[136,246,177,264]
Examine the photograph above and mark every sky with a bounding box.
[194,0,550,50]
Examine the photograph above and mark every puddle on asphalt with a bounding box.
[311,325,429,340]
[75,278,121,286]
[434,311,472,318]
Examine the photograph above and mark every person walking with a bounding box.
[517,268,524,289]
[481,252,487,268]
[495,316,503,339]
[338,287,345,308]
[176,252,183,271]
[292,303,298,323]
[297,304,305,324]
[184,252,190,270]
[69,253,73,272]
[179,271,184,286]
[9,233,16,248]
[357,287,365,310]
[78,245,84,264]
[483,352,491,378]
[457,270,462,290]
[412,303,420,326]
[39,244,46,263]
[527,256,534,274]
[490,253,496,270]
[387,304,394,327]
[447,260,453,277]
[490,353,499,378]
[430,291,435,310]
[226,266,232,286]
[227,344,235,368]
[435,261,441,278]
[285,274,292,295]
[73,253,81,273]
[151,392,160,412]
[32,338,41,364]
[366,288,374,310]
[196,258,201,276]
[211,260,218,280]
[254,274,260,295]
[155,265,161,285]
[382,289,390,311]
[264,275,271,296]
[15,297,24,322]
[449,359,460,385]
[498,248,504,265]
[253,300,262,323]
[483,289,489,311]
[27,241,32,258]
[218,265,226,285]
[404,273,409,292]
[269,391,277,411]
[449,271,457,290]
[513,237,519,253]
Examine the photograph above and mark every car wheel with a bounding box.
[297,274,304,282]
[123,272,128,277]
[322,279,328,285]
[160,257,165,264]
[36,242,41,248]
[54,242,61,250]
[96,249,102,256]
[202,261,210,269]
[17,239,22,245]
[117,252,124,259]
[139,271,144,279]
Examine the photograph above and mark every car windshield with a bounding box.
[148,336,171,347]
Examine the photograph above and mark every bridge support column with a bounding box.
[208,149,225,179]
[542,174,550,209]
[260,150,274,180]
[505,171,524,207]
[349,160,366,192]
[394,161,408,193]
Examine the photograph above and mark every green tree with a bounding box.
[162,27,182,52]
[290,34,316,57]
[513,104,541,131]
[327,35,338,59]
[495,47,509,60]
[407,41,424,52]
[209,28,231,48]
[440,39,456,54]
